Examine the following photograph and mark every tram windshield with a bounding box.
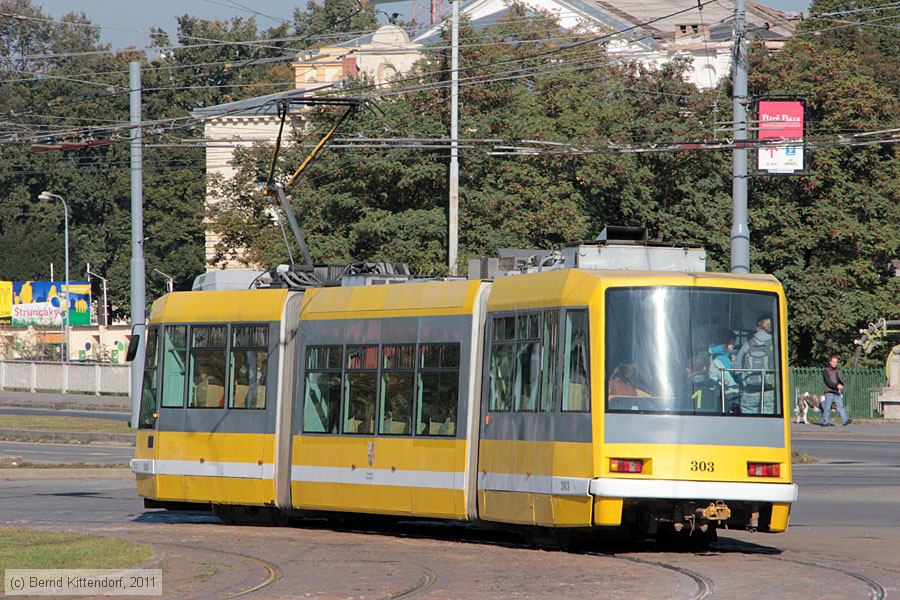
[605,287,782,417]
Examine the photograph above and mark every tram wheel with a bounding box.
[213,504,236,525]
[656,524,717,550]
[270,508,292,527]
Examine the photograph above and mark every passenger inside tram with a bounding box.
[608,362,651,397]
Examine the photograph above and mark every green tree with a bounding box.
[292,0,377,45]
[209,9,716,274]
[0,3,324,317]
[746,0,900,363]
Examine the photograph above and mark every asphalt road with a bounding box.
[791,437,900,527]
[0,477,147,525]
[0,407,129,421]
[0,435,895,526]
[0,440,133,465]
[2,432,899,598]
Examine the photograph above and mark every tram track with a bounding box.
[149,541,282,599]
[587,552,714,599]
[12,514,891,598]
[385,561,438,599]
[713,541,887,600]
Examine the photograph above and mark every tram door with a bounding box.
[155,324,188,501]
[477,309,594,527]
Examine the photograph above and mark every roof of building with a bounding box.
[414,0,795,45]
[191,83,335,118]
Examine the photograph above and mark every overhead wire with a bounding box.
[2,1,897,149]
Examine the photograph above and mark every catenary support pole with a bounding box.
[448,0,460,276]
[129,61,146,428]
[63,200,69,362]
[730,0,750,274]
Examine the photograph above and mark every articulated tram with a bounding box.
[131,241,797,544]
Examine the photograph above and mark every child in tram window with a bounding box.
[709,329,739,413]
[683,355,718,413]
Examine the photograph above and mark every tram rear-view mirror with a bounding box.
[126,333,140,362]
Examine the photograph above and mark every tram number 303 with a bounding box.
[690,461,715,472]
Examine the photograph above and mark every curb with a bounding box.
[792,432,900,442]
[0,400,129,412]
[0,467,132,480]
[0,428,135,444]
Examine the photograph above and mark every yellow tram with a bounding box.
[132,241,797,544]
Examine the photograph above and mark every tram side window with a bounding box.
[230,325,268,410]
[417,343,460,436]
[138,327,159,429]
[343,345,378,434]
[489,316,516,411]
[380,344,415,435]
[160,325,187,408]
[540,310,559,412]
[515,313,541,412]
[188,325,227,408]
[303,346,342,433]
[562,310,591,412]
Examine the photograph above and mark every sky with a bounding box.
[36,0,813,50]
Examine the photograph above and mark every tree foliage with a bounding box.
[0,1,342,319]
[211,10,722,275]
[0,0,895,366]
[211,5,897,365]
[745,0,899,362]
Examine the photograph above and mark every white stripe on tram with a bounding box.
[477,472,592,496]
[290,465,466,490]
[130,459,275,480]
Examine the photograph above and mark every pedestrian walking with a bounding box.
[822,355,852,426]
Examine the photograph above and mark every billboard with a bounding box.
[11,281,91,326]
[0,281,10,324]
[757,100,805,175]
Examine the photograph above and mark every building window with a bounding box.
[343,345,378,434]
[230,325,268,409]
[562,310,591,412]
[417,343,460,436]
[160,325,187,408]
[379,344,415,435]
[303,346,342,433]
[188,325,227,408]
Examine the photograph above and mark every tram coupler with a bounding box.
[700,501,731,522]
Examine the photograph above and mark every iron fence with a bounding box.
[788,366,886,419]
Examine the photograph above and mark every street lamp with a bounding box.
[151,268,174,293]
[37,191,69,362]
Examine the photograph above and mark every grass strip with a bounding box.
[0,415,130,434]
[0,527,152,592]
[791,450,818,464]
[0,462,128,469]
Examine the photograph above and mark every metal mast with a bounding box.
[129,61,146,428]
[730,0,750,273]
[448,0,460,275]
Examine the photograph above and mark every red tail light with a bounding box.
[610,459,643,473]
[748,463,780,477]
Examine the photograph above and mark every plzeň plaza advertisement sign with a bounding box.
[757,100,805,175]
